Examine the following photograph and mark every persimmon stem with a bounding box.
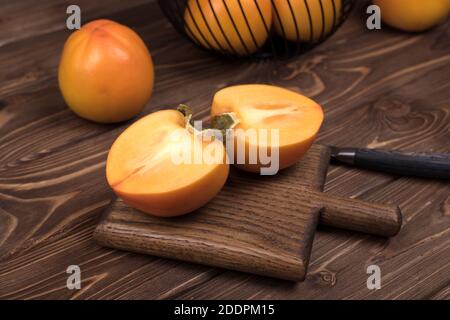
[177,104,239,142]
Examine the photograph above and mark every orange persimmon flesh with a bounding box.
[211,85,324,172]
[106,110,229,217]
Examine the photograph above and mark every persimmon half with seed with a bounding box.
[106,107,229,217]
[211,84,324,173]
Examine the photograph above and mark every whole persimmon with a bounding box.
[59,19,154,123]
[373,0,449,32]
[211,85,323,174]
[272,0,342,42]
[184,0,272,56]
[106,107,229,217]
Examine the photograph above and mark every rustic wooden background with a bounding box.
[0,0,449,299]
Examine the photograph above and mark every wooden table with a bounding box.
[0,0,449,300]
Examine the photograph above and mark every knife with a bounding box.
[329,147,450,179]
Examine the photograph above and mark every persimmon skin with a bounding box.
[106,110,229,217]
[211,85,324,172]
[58,19,154,123]
[373,0,449,32]
[273,0,342,42]
[184,0,272,56]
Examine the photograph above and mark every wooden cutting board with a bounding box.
[94,145,402,281]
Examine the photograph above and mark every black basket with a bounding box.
[158,0,355,58]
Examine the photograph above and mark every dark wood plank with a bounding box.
[0,0,154,48]
[168,179,449,299]
[94,141,400,281]
[0,0,449,299]
[94,145,333,281]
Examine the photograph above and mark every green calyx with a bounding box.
[177,104,239,142]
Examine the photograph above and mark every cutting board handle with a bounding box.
[318,193,402,237]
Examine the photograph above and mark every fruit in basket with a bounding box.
[106,108,229,217]
[211,85,324,173]
[272,0,342,42]
[59,19,154,123]
[184,0,272,55]
[373,0,450,32]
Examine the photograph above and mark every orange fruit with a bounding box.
[184,0,272,55]
[59,19,154,123]
[106,109,229,217]
[211,85,324,173]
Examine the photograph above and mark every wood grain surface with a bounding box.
[95,145,401,281]
[95,145,333,282]
[0,0,449,299]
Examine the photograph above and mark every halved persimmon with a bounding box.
[106,108,229,217]
[211,84,324,173]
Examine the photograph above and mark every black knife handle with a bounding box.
[354,149,450,179]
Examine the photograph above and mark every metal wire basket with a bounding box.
[158,0,355,58]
